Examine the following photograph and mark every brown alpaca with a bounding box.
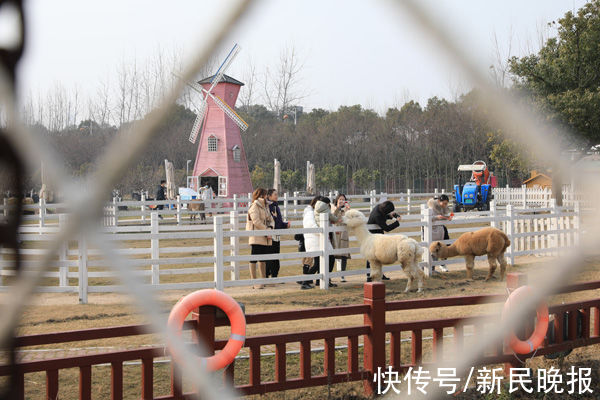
[429,227,510,281]
[188,202,206,222]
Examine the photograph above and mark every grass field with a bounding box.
[3,252,600,399]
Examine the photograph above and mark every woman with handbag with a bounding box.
[246,188,275,289]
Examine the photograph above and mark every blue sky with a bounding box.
[17,0,586,114]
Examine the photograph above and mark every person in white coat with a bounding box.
[302,196,337,287]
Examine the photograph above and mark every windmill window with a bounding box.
[232,145,241,162]
[207,136,218,152]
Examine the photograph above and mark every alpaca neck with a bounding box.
[350,224,371,243]
[441,244,459,258]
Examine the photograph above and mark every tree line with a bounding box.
[9,1,600,198]
[10,91,535,198]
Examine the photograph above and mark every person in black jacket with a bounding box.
[266,189,290,279]
[156,180,166,219]
[366,200,402,281]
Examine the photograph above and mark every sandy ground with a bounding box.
[2,253,600,399]
[12,255,555,306]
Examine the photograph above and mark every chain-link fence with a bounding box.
[0,1,599,399]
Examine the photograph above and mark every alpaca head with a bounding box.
[342,209,367,228]
[429,241,444,257]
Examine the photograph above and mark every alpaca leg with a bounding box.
[403,266,413,293]
[486,254,498,281]
[415,263,425,293]
[498,253,508,280]
[370,260,382,282]
[465,255,475,280]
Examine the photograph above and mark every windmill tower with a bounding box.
[183,44,252,198]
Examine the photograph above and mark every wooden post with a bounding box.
[504,272,528,375]
[58,214,68,287]
[111,362,123,400]
[549,198,557,256]
[521,184,527,208]
[233,194,238,212]
[421,204,433,276]
[0,245,3,287]
[369,190,376,212]
[39,198,46,229]
[78,236,88,304]
[193,305,216,356]
[141,192,146,223]
[574,201,580,247]
[363,282,386,396]
[141,357,153,399]
[490,200,497,229]
[319,212,330,289]
[407,188,412,214]
[230,211,240,280]
[506,205,515,266]
[113,197,118,227]
[46,369,59,400]
[214,215,225,290]
[293,191,299,216]
[283,192,288,221]
[176,195,181,225]
[151,213,159,285]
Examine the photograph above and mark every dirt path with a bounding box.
[15,255,555,306]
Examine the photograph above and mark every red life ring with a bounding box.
[501,286,549,354]
[167,290,246,371]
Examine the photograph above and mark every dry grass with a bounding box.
[2,254,599,398]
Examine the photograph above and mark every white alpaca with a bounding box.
[343,209,426,293]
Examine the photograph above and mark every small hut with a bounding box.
[523,170,552,189]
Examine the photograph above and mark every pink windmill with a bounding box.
[184,44,252,198]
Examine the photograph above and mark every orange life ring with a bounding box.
[501,286,549,354]
[167,290,245,371]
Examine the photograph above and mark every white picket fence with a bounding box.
[98,190,449,227]
[0,199,580,303]
[492,185,591,209]
[0,190,448,228]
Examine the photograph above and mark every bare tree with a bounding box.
[262,45,307,116]
[239,57,257,110]
[92,75,112,126]
[489,27,515,88]
[21,91,35,126]
[115,59,130,126]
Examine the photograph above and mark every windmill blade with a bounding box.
[188,101,207,143]
[207,44,241,94]
[186,80,207,99]
[172,71,207,99]
[207,92,249,131]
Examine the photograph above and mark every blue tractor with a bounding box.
[453,161,493,212]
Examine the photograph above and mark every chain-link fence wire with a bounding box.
[0,1,255,398]
[0,0,599,399]
[382,0,600,398]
